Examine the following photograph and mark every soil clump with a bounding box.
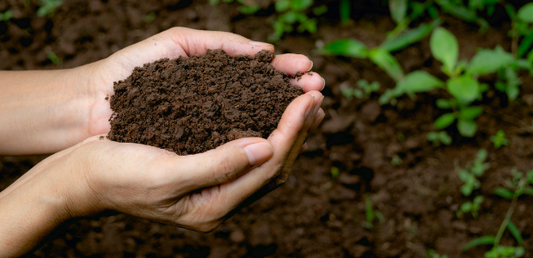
[107,49,303,155]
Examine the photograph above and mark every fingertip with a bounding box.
[271,54,312,75]
[244,141,274,166]
[290,73,325,92]
[249,41,274,50]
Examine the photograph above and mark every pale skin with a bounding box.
[0,27,325,257]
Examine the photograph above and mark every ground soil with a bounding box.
[108,49,302,155]
[2,0,533,257]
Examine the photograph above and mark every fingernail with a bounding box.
[305,96,315,118]
[312,109,325,130]
[300,142,308,153]
[249,41,271,46]
[313,96,324,116]
[244,142,273,165]
[307,61,314,72]
[321,77,326,91]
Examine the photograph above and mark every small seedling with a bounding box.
[342,80,380,100]
[462,169,532,257]
[490,130,509,149]
[457,195,484,218]
[37,0,63,18]
[458,149,489,196]
[427,131,452,146]
[427,249,448,258]
[330,167,339,181]
[0,10,12,22]
[143,12,156,24]
[391,154,402,166]
[47,51,62,66]
[268,0,326,42]
[361,196,384,230]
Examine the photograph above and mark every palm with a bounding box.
[86,27,323,139]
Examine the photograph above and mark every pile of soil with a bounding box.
[107,49,303,155]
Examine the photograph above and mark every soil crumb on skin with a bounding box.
[107,49,303,155]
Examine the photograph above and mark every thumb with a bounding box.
[177,138,274,190]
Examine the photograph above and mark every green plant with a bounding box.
[490,130,509,149]
[361,196,384,230]
[319,19,441,105]
[37,0,62,17]
[143,12,156,24]
[457,195,483,218]
[458,149,489,196]
[427,131,452,146]
[342,80,380,100]
[0,10,12,22]
[330,167,339,181]
[506,3,533,60]
[269,0,326,42]
[47,51,62,66]
[428,249,448,258]
[391,154,403,166]
[462,169,533,257]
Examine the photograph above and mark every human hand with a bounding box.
[84,27,325,137]
[0,86,323,256]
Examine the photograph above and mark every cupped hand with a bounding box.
[84,27,325,137]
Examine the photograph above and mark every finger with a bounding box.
[107,27,274,80]
[275,93,323,185]
[220,92,319,207]
[166,27,274,57]
[271,54,312,75]
[312,108,325,130]
[175,138,273,192]
[290,73,325,92]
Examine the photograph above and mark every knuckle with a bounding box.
[214,156,238,183]
[194,220,221,233]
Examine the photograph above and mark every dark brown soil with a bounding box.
[107,49,302,155]
[2,0,533,257]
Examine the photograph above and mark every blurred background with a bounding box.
[2,0,533,257]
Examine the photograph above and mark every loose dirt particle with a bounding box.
[107,49,303,155]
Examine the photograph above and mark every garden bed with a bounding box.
[1,0,533,257]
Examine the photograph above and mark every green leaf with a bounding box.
[518,3,533,23]
[340,0,351,24]
[507,221,524,246]
[320,39,368,58]
[380,19,441,52]
[459,106,483,120]
[439,131,452,145]
[523,187,533,196]
[431,27,459,73]
[436,99,452,109]
[447,76,479,104]
[477,149,487,161]
[275,0,290,12]
[494,188,514,199]
[389,0,407,24]
[467,46,515,75]
[313,5,328,16]
[368,48,405,82]
[434,113,456,130]
[458,119,477,137]
[518,30,533,58]
[397,71,444,93]
[460,202,472,212]
[461,236,496,251]
[291,0,313,11]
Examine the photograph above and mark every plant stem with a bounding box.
[494,194,518,247]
